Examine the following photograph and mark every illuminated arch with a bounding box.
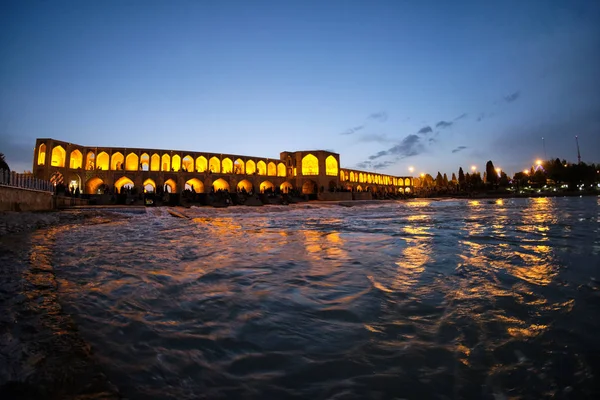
[349,171,355,182]
[257,160,267,175]
[125,153,139,171]
[302,180,317,194]
[367,174,372,184]
[356,185,363,192]
[164,178,176,193]
[161,154,171,171]
[280,181,293,193]
[209,157,220,173]
[185,178,204,193]
[85,177,104,194]
[212,178,229,191]
[260,180,274,193]
[234,159,245,174]
[96,152,109,170]
[398,178,404,186]
[140,153,150,171]
[404,187,411,193]
[196,156,207,172]
[182,155,193,172]
[246,160,256,174]
[114,176,134,192]
[37,143,47,165]
[172,155,181,172]
[85,151,95,170]
[277,163,286,177]
[222,158,233,174]
[325,155,338,176]
[404,178,411,186]
[358,173,364,183]
[51,145,66,167]
[69,149,83,169]
[150,154,160,171]
[237,179,253,192]
[302,154,319,175]
[111,152,124,170]
[143,178,156,193]
[267,162,276,176]
[339,171,344,181]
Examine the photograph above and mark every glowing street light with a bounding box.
[408,166,414,173]
[536,159,542,166]
[523,169,529,175]
[495,167,501,177]
[420,173,425,178]
[471,165,476,172]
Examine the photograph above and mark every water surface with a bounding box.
[52,197,600,399]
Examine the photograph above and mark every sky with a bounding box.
[1,0,599,176]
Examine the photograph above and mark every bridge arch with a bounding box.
[182,155,193,172]
[85,177,105,194]
[97,152,109,170]
[172,154,181,171]
[260,180,274,193]
[185,178,204,193]
[51,145,66,167]
[246,160,256,174]
[237,179,253,193]
[234,158,244,174]
[140,153,150,171]
[164,178,176,193]
[302,154,318,175]
[267,162,276,176]
[143,178,156,193]
[161,154,171,171]
[69,149,83,169]
[302,180,318,194]
[280,181,293,193]
[150,154,160,171]
[222,158,233,174]
[277,163,286,177]
[114,176,134,192]
[196,156,207,172]
[125,153,139,171]
[325,155,338,176]
[212,178,229,191]
[257,160,266,175]
[85,151,95,170]
[111,152,124,170]
[37,143,47,165]
[209,157,220,173]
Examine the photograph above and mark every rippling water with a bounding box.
[50,197,600,399]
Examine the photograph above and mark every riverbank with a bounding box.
[0,211,128,399]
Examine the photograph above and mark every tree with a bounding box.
[485,160,498,186]
[499,172,509,187]
[458,167,465,190]
[435,172,444,187]
[443,173,449,186]
[451,173,457,184]
[0,153,9,172]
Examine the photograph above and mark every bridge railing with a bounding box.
[0,169,54,192]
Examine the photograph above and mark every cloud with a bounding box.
[372,161,394,170]
[368,150,388,160]
[454,113,467,120]
[504,91,521,103]
[357,133,394,144]
[435,121,453,128]
[368,112,388,122]
[476,113,485,122]
[368,134,423,161]
[417,125,433,134]
[341,125,364,135]
[356,161,372,169]
[452,146,468,153]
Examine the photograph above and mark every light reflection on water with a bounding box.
[50,197,600,399]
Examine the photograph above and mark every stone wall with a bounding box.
[53,196,90,209]
[317,192,353,201]
[0,185,54,212]
[352,192,373,201]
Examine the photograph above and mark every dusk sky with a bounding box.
[1,0,599,176]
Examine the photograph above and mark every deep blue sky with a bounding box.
[1,0,599,176]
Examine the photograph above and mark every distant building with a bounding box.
[32,138,413,195]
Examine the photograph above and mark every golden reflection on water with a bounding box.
[300,229,347,268]
[395,214,431,292]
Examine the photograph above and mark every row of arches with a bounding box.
[83,176,297,195]
[339,169,412,186]
[37,145,341,179]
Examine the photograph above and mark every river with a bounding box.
[47,197,600,399]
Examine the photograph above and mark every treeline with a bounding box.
[417,159,599,193]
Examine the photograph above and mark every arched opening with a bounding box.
[350,171,355,182]
[69,149,83,169]
[234,158,245,174]
[356,185,363,192]
[404,178,411,186]
[398,178,404,186]
[111,152,124,170]
[267,162,276,176]
[209,157,220,173]
[325,155,338,176]
[151,154,160,171]
[280,181,293,193]
[125,153,139,171]
[277,163,286,177]
[67,173,82,191]
[302,180,318,194]
[302,154,319,175]
[196,156,207,172]
[161,154,171,171]
[172,155,181,172]
[114,176,134,193]
[359,173,364,183]
[212,178,229,192]
[222,158,233,174]
[182,155,193,172]
[143,178,156,193]
[404,187,411,193]
[260,180,274,193]
[246,160,256,174]
[237,179,253,193]
[339,171,344,181]
[97,152,109,170]
[257,160,267,175]
[85,177,105,194]
[140,153,150,171]
[51,145,66,167]
[85,151,95,170]
[164,178,176,193]
[37,143,46,165]
[185,178,204,193]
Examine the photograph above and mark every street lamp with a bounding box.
[495,167,501,177]
[523,169,529,175]
[471,165,476,172]
[408,166,414,174]
[536,160,542,166]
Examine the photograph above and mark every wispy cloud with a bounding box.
[372,161,395,169]
[368,111,388,122]
[368,134,423,160]
[454,113,467,120]
[504,91,521,103]
[452,145,468,153]
[476,113,485,122]
[417,125,433,134]
[435,121,453,128]
[341,125,364,135]
[356,133,394,144]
